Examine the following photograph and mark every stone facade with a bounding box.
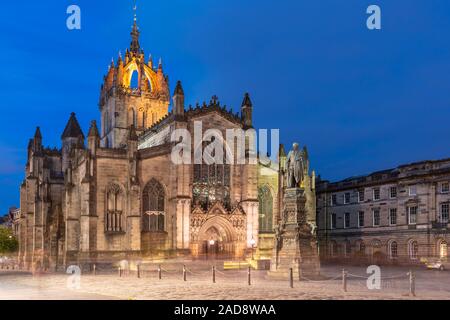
[14,20,262,270]
[269,188,320,279]
[316,158,450,265]
[13,15,322,272]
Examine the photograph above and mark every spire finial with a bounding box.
[130,0,140,53]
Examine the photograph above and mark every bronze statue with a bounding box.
[285,142,305,188]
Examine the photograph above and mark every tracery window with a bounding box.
[258,186,273,233]
[142,179,165,232]
[105,184,124,232]
[193,164,231,210]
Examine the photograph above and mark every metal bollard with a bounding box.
[289,268,294,288]
[93,264,96,276]
[212,266,216,283]
[342,269,347,292]
[158,265,162,280]
[409,270,416,297]
[183,265,187,281]
[137,264,141,278]
[248,266,251,286]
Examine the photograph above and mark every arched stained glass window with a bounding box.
[142,179,165,232]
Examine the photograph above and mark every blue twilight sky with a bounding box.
[0,0,450,213]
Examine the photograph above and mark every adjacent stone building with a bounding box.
[316,158,450,265]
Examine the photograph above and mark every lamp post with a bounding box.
[250,238,256,260]
[209,239,215,260]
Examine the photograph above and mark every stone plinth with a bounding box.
[268,188,320,279]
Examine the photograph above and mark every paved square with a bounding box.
[1,264,449,300]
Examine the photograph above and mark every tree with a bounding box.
[0,226,18,254]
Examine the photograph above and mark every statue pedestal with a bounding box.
[268,188,320,279]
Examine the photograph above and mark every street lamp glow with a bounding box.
[209,239,215,246]
[250,238,256,260]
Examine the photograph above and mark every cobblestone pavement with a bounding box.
[1,264,449,300]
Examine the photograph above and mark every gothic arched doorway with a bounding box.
[196,216,240,259]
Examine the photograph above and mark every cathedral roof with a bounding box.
[62,112,84,139]
[139,95,245,142]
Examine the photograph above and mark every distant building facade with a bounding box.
[0,207,17,230]
[316,158,450,265]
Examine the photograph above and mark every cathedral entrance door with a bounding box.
[197,217,238,259]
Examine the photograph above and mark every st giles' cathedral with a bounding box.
[15,12,316,270]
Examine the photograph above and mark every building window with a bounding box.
[345,241,352,257]
[105,184,123,232]
[193,163,231,210]
[358,189,365,202]
[142,111,147,127]
[408,206,418,225]
[142,179,166,232]
[359,242,366,254]
[372,209,380,226]
[373,188,380,201]
[329,241,337,257]
[389,186,397,199]
[409,185,417,196]
[388,241,398,259]
[128,108,137,127]
[331,213,337,229]
[442,182,450,194]
[331,194,337,206]
[344,213,350,229]
[389,208,397,225]
[358,211,365,228]
[408,241,419,260]
[344,193,350,204]
[258,186,273,233]
[439,241,448,259]
[440,203,449,223]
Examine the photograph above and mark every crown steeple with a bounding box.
[99,1,170,149]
